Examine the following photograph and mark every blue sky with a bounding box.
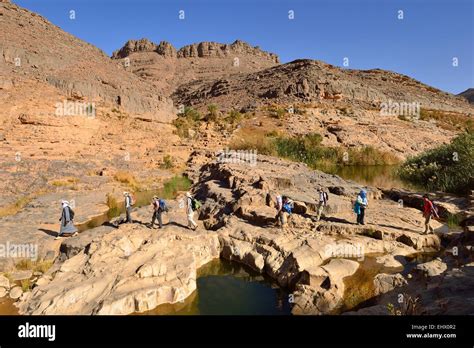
[14,0,474,94]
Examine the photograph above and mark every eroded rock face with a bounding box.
[18,224,220,315]
[1,2,174,116]
[173,59,473,114]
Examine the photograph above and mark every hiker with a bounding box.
[422,194,439,234]
[278,196,294,227]
[57,200,77,239]
[186,192,198,230]
[275,193,283,226]
[354,189,368,225]
[124,192,133,223]
[150,196,163,229]
[151,196,168,229]
[316,186,329,221]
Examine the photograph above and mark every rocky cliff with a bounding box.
[0,2,173,116]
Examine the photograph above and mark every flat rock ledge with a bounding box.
[17,225,220,315]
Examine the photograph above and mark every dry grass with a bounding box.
[50,177,79,187]
[15,259,53,273]
[20,279,32,292]
[113,171,139,190]
[419,108,473,132]
[0,196,32,218]
[228,127,277,155]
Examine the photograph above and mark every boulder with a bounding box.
[9,286,22,300]
[415,259,447,277]
[10,270,32,281]
[0,274,10,289]
[373,273,407,296]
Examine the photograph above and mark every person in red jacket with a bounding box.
[422,194,439,234]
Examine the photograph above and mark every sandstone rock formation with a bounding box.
[18,221,220,315]
[0,2,174,116]
[173,59,473,114]
[111,39,279,95]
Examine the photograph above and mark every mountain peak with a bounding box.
[112,39,279,63]
[112,38,177,58]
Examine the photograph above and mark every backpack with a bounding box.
[191,198,201,211]
[129,194,136,206]
[68,207,75,221]
[431,201,439,217]
[283,201,293,214]
[159,199,168,212]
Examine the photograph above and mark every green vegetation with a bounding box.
[159,175,192,199]
[205,104,219,122]
[160,154,175,169]
[21,279,32,292]
[387,293,422,315]
[398,133,474,194]
[446,213,462,229]
[227,110,243,125]
[230,130,400,168]
[172,107,202,138]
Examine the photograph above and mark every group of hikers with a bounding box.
[56,186,440,238]
[122,191,200,230]
[274,187,438,235]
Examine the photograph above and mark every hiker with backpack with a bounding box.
[422,194,439,234]
[186,192,199,230]
[354,189,368,225]
[316,186,329,222]
[278,196,294,227]
[124,192,133,223]
[150,196,162,229]
[57,200,78,239]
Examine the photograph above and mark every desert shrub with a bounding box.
[173,107,202,138]
[21,279,32,292]
[398,132,474,194]
[227,110,243,124]
[205,104,219,122]
[340,146,400,166]
[229,129,399,168]
[274,134,398,167]
[160,155,174,169]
